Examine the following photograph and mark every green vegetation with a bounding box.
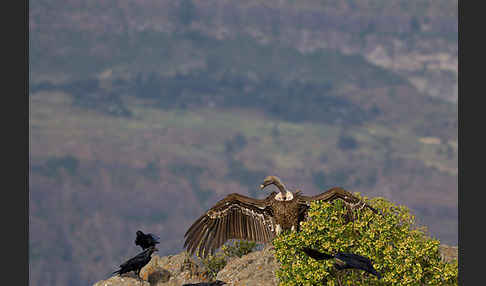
[273,196,458,285]
[222,240,258,258]
[198,252,228,280]
[198,240,258,280]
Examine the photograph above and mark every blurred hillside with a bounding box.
[29,1,457,286]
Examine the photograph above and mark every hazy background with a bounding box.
[29,1,458,285]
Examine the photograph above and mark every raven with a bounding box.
[112,246,158,280]
[302,247,381,283]
[135,230,160,250]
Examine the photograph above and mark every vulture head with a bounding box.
[260,175,293,201]
[260,176,281,189]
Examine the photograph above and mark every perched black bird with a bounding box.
[112,246,158,280]
[302,247,381,279]
[135,230,160,250]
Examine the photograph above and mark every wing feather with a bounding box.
[185,215,206,241]
[299,187,378,214]
[205,219,220,254]
[198,220,216,258]
[207,218,222,257]
[242,213,248,239]
[184,216,207,248]
[184,193,276,257]
[255,218,263,241]
[188,219,209,254]
[235,209,243,239]
[249,216,256,241]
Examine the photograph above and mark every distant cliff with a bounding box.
[30,0,457,102]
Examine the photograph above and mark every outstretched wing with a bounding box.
[184,192,276,258]
[299,187,378,214]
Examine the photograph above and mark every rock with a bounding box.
[93,275,150,286]
[182,281,226,286]
[439,244,458,262]
[94,251,213,286]
[216,245,279,286]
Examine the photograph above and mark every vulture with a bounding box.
[302,247,381,279]
[184,175,377,258]
[135,230,160,250]
[112,246,158,280]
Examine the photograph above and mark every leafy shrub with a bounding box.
[198,252,227,280]
[222,240,257,258]
[273,195,458,286]
[198,240,257,279]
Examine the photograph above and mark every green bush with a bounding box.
[222,240,257,258]
[198,240,257,279]
[198,252,227,280]
[273,195,458,286]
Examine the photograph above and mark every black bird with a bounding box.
[112,246,158,280]
[135,230,160,250]
[302,247,381,281]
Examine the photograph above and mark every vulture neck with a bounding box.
[273,180,294,201]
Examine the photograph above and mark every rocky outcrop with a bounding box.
[93,244,457,286]
[439,244,459,263]
[215,245,279,286]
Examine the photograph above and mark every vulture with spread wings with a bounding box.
[184,176,377,257]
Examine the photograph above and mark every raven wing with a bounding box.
[119,249,150,268]
[336,252,372,265]
[335,252,381,278]
[302,247,334,260]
